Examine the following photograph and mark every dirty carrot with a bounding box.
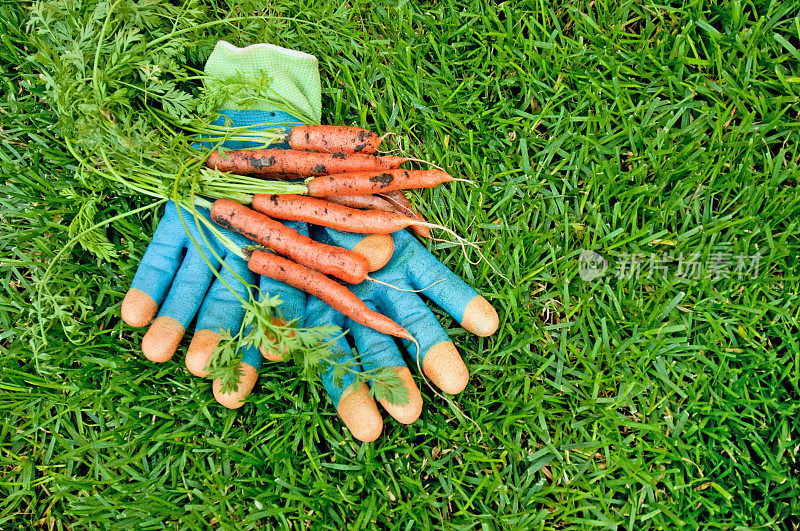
[206,149,408,177]
[248,250,413,340]
[283,125,383,154]
[252,194,422,235]
[305,169,455,196]
[323,194,398,212]
[210,198,369,284]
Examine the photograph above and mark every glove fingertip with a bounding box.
[352,234,394,272]
[213,361,259,409]
[121,288,158,328]
[460,295,499,337]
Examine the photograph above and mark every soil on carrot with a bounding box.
[369,172,394,187]
[251,155,276,169]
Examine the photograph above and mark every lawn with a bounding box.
[2,0,799,528]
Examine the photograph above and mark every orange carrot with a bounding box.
[324,194,397,212]
[249,250,412,340]
[284,125,382,154]
[206,149,407,177]
[377,190,431,239]
[306,169,453,197]
[252,194,420,234]
[378,189,415,213]
[210,198,368,284]
[324,192,431,239]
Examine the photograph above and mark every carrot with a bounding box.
[249,250,412,340]
[284,125,383,154]
[210,198,369,284]
[377,190,431,239]
[206,149,407,177]
[305,169,454,197]
[251,194,420,235]
[378,189,415,213]
[324,192,431,239]
[324,194,397,212]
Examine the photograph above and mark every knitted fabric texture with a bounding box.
[204,41,321,124]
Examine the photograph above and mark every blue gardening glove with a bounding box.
[307,227,499,442]
[122,41,501,441]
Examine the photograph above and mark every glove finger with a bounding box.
[212,351,260,409]
[197,221,308,409]
[185,251,258,376]
[323,337,384,443]
[122,203,189,328]
[349,314,423,425]
[395,230,499,337]
[376,288,469,395]
[311,225,394,272]
[254,220,309,361]
[141,245,221,363]
[191,251,306,407]
[306,300,383,442]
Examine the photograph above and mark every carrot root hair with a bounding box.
[411,221,511,284]
[378,193,414,217]
[375,132,399,156]
[401,157,445,171]
[365,276,445,293]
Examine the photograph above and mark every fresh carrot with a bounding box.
[210,198,369,284]
[251,194,421,235]
[284,125,383,154]
[206,149,407,177]
[305,169,453,197]
[377,190,432,239]
[249,250,413,340]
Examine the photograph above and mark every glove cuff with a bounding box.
[204,41,322,124]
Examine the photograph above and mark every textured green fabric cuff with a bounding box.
[204,41,322,124]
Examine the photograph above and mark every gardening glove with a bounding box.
[195,42,498,441]
[307,227,498,442]
[121,41,393,407]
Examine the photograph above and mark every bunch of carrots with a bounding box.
[204,125,459,342]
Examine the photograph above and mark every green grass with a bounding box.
[2,0,800,528]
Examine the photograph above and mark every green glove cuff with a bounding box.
[204,40,322,124]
